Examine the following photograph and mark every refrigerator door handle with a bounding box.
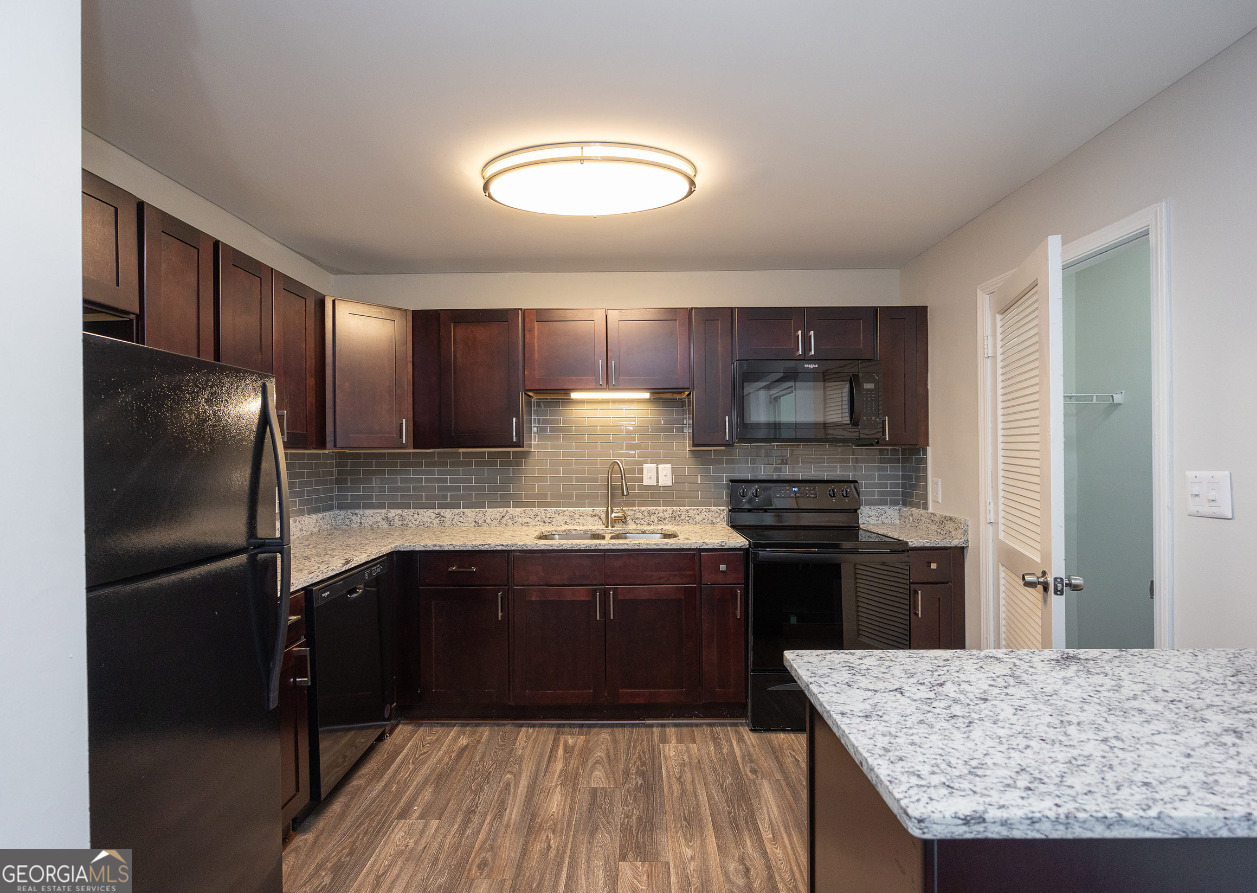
[251,381,292,710]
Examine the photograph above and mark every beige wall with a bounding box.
[1,0,90,845]
[82,131,335,294]
[331,269,900,310]
[901,29,1257,648]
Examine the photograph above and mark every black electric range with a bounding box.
[727,479,910,731]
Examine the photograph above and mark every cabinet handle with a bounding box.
[448,566,477,573]
[611,359,617,386]
[346,585,364,600]
[277,409,288,442]
[609,589,615,620]
[725,414,730,442]
[808,330,815,356]
[883,416,890,440]
[595,589,601,621]
[401,418,407,444]
[498,591,504,621]
[598,359,603,386]
[796,330,803,356]
[913,590,922,618]
[292,647,311,687]
[736,588,742,620]
[512,416,518,441]
[929,562,938,570]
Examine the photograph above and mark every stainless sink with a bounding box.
[534,529,680,541]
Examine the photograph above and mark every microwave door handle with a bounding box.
[849,372,862,428]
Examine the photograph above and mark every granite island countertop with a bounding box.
[786,648,1257,840]
[290,509,746,591]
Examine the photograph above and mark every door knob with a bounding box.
[1021,571,1050,593]
[1052,575,1085,595]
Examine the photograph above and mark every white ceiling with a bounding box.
[83,1,1257,275]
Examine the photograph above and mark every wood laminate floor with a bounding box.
[283,722,808,893]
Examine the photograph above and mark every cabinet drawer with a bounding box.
[420,551,508,586]
[910,549,952,583]
[700,551,746,585]
[604,551,698,585]
[512,551,604,586]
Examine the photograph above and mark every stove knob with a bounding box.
[841,487,851,499]
[828,487,837,499]
[738,487,748,498]
[752,487,761,499]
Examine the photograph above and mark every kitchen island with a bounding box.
[786,648,1257,892]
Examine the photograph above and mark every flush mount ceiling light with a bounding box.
[481,142,697,216]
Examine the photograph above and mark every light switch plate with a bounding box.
[642,463,657,486]
[1187,471,1233,519]
[659,464,673,487]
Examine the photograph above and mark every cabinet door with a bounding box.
[82,171,140,315]
[701,585,746,702]
[804,307,878,359]
[606,308,691,389]
[690,307,734,446]
[272,273,324,448]
[440,309,524,447]
[511,587,605,705]
[605,585,700,704]
[140,205,215,359]
[279,640,311,825]
[215,243,273,373]
[734,307,806,359]
[878,306,929,446]
[327,298,412,448]
[419,586,510,704]
[524,309,607,390]
[909,583,950,650]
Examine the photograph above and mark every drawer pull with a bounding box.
[719,564,727,572]
[929,562,938,570]
[448,566,477,573]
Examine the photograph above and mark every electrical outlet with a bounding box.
[1187,471,1233,519]
[931,478,943,504]
[642,463,658,486]
[659,464,673,487]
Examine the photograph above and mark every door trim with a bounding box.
[976,203,1172,649]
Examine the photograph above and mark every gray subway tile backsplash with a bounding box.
[286,397,927,517]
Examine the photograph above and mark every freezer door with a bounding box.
[87,551,282,893]
[84,334,277,588]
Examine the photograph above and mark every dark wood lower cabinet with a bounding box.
[279,593,310,828]
[701,584,746,702]
[605,585,699,703]
[511,586,606,705]
[908,548,965,649]
[418,586,509,704]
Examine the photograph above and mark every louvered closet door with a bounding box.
[992,236,1064,649]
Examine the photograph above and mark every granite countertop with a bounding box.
[860,507,969,547]
[289,508,745,591]
[786,648,1257,840]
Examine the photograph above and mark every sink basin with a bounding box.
[534,529,680,541]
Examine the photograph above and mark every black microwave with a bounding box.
[733,359,883,443]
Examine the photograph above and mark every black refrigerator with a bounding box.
[83,334,290,893]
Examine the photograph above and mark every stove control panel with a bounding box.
[728,479,861,511]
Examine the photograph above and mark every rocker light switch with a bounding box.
[1187,471,1233,519]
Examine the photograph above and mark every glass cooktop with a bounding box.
[733,526,908,551]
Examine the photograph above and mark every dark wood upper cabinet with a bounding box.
[524,308,607,390]
[606,309,691,389]
[326,298,412,449]
[701,584,746,702]
[439,309,524,448]
[805,306,878,359]
[272,273,325,448]
[690,307,734,446]
[878,306,929,446]
[734,307,806,359]
[734,306,877,359]
[140,204,215,360]
[82,171,140,316]
[604,585,700,704]
[215,244,273,373]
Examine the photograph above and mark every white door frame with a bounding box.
[976,202,1173,649]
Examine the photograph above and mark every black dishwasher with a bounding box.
[306,558,394,802]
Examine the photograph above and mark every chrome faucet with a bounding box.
[606,460,629,528]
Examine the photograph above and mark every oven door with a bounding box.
[747,548,909,730]
[734,360,883,443]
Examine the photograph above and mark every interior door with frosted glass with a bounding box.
[991,236,1064,649]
